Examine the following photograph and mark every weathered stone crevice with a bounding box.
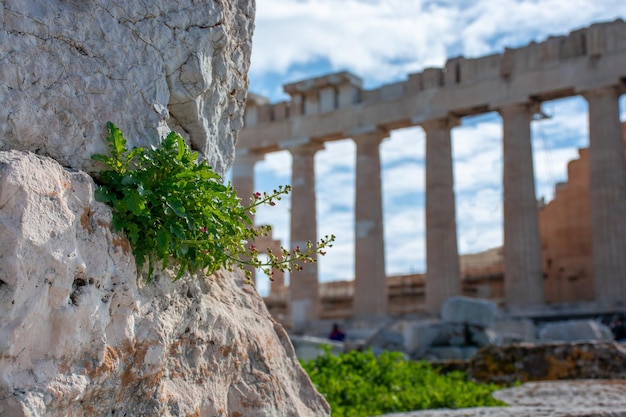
[0,150,330,416]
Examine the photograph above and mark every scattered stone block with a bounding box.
[469,326,501,347]
[290,336,344,361]
[366,327,405,353]
[441,296,498,327]
[431,323,467,346]
[402,320,442,356]
[539,320,614,342]
[492,319,537,342]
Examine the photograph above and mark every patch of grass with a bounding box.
[301,348,505,417]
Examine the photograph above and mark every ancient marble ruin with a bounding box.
[277,122,626,324]
[234,19,626,329]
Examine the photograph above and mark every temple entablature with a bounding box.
[284,71,363,115]
[240,19,626,154]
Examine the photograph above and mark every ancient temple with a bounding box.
[234,20,626,329]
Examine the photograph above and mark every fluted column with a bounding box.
[288,142,323,330]
[583,86,626,303]
[352,129,388,319]
[232,151,265,223]
[499,103,544,308]
[421,117,461,313]
[232,151,265,282]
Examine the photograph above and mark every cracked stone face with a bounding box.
[0,151,331,416]
[0,0,254,177]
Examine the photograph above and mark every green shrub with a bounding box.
[92,122,333,281]
[301,348,505,417]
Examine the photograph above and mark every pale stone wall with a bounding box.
[539,122,626,303]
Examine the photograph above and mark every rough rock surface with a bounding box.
[378,380,626,417]
[0,151,330,416]
[468,341,626,385]
[0,0,254,176]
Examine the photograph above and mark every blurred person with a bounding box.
[329,323,346,341]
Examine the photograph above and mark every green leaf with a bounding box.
[92,122,322,284]
[91,153,114,167]
[166,198,186,218]
[107,121,127,159]
[156,228,170,254]
[176,134,185,161]
[127,147,145,162]
[169,222,186,240]
[126,223,140,245]
[94,186,113,203]
[122,190,145,215]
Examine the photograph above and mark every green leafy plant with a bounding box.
[92,122,334,281]
[301,348,505,417]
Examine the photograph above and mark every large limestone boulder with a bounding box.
[492,318,536,343]
[539,320,614,342]
[441,296,498,327]
[402,320,443,357]
[0,0,253,176]
[0,151,330,416]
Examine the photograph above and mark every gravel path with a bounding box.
[377,380,626,417]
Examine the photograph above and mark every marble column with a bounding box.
[231,151,265,223]
[583,86,626,303]
[499,103,544,309]
[421,118,461,314]
[231,151,265,281]
[352,129,388,319]
[288,142,323,330]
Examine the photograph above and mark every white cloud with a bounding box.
[251,0,459,87]
[251,0,626,94]
[460,0,626,56]
[456,187,503,254]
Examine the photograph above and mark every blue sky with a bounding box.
[233,0,626,295]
